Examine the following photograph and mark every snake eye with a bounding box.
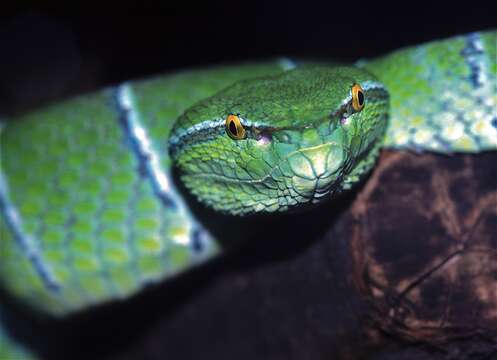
[351,84,365,112]
[225,114,246,140]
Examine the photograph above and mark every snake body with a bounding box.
[0,31,496,357]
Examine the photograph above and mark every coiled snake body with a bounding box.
[0,31,496,358]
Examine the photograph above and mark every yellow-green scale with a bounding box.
[1,92,146,313]
[0,61,287,316]
[362,31,497,152]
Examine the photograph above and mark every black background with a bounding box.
[0,4,496,360]
[0,3,496,113]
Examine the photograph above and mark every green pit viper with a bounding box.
[1,30,496,359]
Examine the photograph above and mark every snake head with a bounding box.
[169,65,389,215]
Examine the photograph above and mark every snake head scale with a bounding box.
[169,66,389,215]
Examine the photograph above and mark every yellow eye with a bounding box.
[351,84,365,112]
[225,114,246,140]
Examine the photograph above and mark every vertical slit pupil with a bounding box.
[358,91,364,105]
[229,120,238,135]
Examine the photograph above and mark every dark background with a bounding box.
[0,4,496,113]
[0,4,496,360]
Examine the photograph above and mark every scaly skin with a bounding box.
[0,63,285,315]
[0,31,495,358]
[170,66,388,215]
[362,31,497,152]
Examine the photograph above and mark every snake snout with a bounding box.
[287,143,346,201]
